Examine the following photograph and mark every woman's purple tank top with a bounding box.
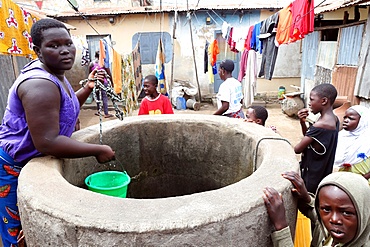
[0,59,80,164]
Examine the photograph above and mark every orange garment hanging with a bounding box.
[210,39,219,66]
[276,5,293,45]
[98,39,106,67]
[112,49,122,94]
[207,39,219,84]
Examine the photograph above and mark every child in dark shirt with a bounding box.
[294,83,339,193]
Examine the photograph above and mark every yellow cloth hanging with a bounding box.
[294,210,311,247]
[207,42,215,84]
[0,0,37,57]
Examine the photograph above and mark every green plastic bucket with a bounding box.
[85,171,130,198]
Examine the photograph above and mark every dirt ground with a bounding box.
[78,102,303,161]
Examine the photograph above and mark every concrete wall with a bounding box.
[18,115,299,246]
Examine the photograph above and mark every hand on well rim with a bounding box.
[282,171,311,204]
[263,187,288,231]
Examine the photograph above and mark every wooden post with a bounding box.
[187,0,202,102]
[170,10,178,97]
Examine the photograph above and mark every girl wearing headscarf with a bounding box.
[334,105,370,183]
[263,172,370,246]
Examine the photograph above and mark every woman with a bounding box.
[213,59,244,118]
[333,105,370,182]
[0,19,115,246]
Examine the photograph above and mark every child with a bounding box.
[334,105,370,182]
[213,59,244,118]
[138,75,174,115]
[295,83,339,193]
[245,105,277,132]
[263,171,370,246]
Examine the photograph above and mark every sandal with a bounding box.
[104,114,114,118]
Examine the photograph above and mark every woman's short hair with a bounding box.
[31,18,68,47]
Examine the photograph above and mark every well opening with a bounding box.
[18,115,299,246]
[67,116,254,199]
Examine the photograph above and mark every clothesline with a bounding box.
[217,0,326,52]
[278,0,326,34]
[201,0,327,48]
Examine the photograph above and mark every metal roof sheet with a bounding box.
[17,0,370,18]
[52,4,285,18]
[314,0,370,14]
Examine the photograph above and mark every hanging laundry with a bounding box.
[244,25,254,51]
[81,46,90,66]
[98,39,106,67]
[258,12,279,80]
[204,40,209,74]
[132,41,142,95]
[233,26,247,52]
[227,27,238,53]
[290,0,315,42]
[78,38,90,66]
[112,49,122,94]
[207,39,219,84]
[250,22,263,54]
[103,36,112,69]
[155,38,168,96]
[276,5,293,45]
[0,1,36,57]
[210,39,219,67]
[243,50,258,108]
[207,45,214,84]
[122,54,139,115]
[221,21,230,39]
[238,49,249,82]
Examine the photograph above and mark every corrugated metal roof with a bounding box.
[314,0,370,14]
[50,0,295,18]
[22,7,77,29]
[18,0,370,18]
[52,5,283,18]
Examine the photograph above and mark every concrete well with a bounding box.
[18,114,299,246]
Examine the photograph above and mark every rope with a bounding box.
[275,0,327,34]
[211,9,226,23]
[92,86,104,145]
[253,137,291,172]
[206,12,220,26]
[80,71,125,145]
[232,0,245,16]
[195,0,201,8]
